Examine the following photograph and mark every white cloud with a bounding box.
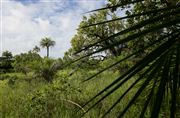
[1,0,105,58]
[34,18,51,31]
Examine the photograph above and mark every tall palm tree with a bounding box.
[40,37,55,58]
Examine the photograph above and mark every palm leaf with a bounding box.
[102,55,163,118]
[72,2,180,117]
[170,44,180,118]
[82,30,178,82]
[81,32,179,112]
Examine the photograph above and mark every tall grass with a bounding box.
[0,69,179,118]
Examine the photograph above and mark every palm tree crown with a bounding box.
[40,37,55,58]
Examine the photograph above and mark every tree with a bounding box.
[0,51,13,72]
[64,10,126,69]
[76,0,180,118]
[32,45,40,53]
[2,50,13,59]
[70,10,125,58]
[40,37,55,58]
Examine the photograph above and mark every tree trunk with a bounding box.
[47,47,49,58]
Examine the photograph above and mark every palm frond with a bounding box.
[72,2,180,117]
[81,32,179,110]
[82,30,179,82]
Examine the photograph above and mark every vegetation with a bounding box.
[73,1,180,118]
[0,51,13,73]
[0,0,179,118]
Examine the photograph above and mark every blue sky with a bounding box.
[1,0,106,58]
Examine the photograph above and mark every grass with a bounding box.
[0,69,179,118]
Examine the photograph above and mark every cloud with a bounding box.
[34,18,51,31]
[1,0,105,58]
[75,0,104,11]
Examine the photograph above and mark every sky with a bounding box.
[0,0,106,58]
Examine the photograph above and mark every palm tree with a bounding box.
[40,37,55,58]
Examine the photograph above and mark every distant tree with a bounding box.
[32,46,40,53]
[2,51,13,59]
[40,37,55,58]
[0,51,13,72]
